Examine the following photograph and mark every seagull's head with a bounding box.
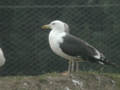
[41,20,69,33]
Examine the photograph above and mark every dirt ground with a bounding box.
[0,72,119,90]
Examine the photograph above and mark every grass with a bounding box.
[0,71,119,90]
[36,71,120,89]
[77,71,120,89]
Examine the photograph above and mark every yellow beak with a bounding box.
[41,24,51,29]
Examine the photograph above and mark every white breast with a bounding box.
[48,30,72,60]
[49,30,64,55]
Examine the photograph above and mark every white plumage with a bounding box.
[0,48,5,67]
[49,30,74,60]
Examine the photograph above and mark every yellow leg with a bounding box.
[76,61,79,72]
[68,60,72,73]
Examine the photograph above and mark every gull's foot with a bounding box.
[61,71,69,76]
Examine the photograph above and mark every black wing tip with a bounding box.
[101,59,119,68]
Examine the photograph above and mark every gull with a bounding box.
[41,20,117,73]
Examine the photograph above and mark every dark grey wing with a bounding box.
[60,34,100,60]
[60,34,118,67]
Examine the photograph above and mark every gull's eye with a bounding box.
[52,23,55,25]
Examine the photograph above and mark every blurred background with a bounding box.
[0,0,120,76]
